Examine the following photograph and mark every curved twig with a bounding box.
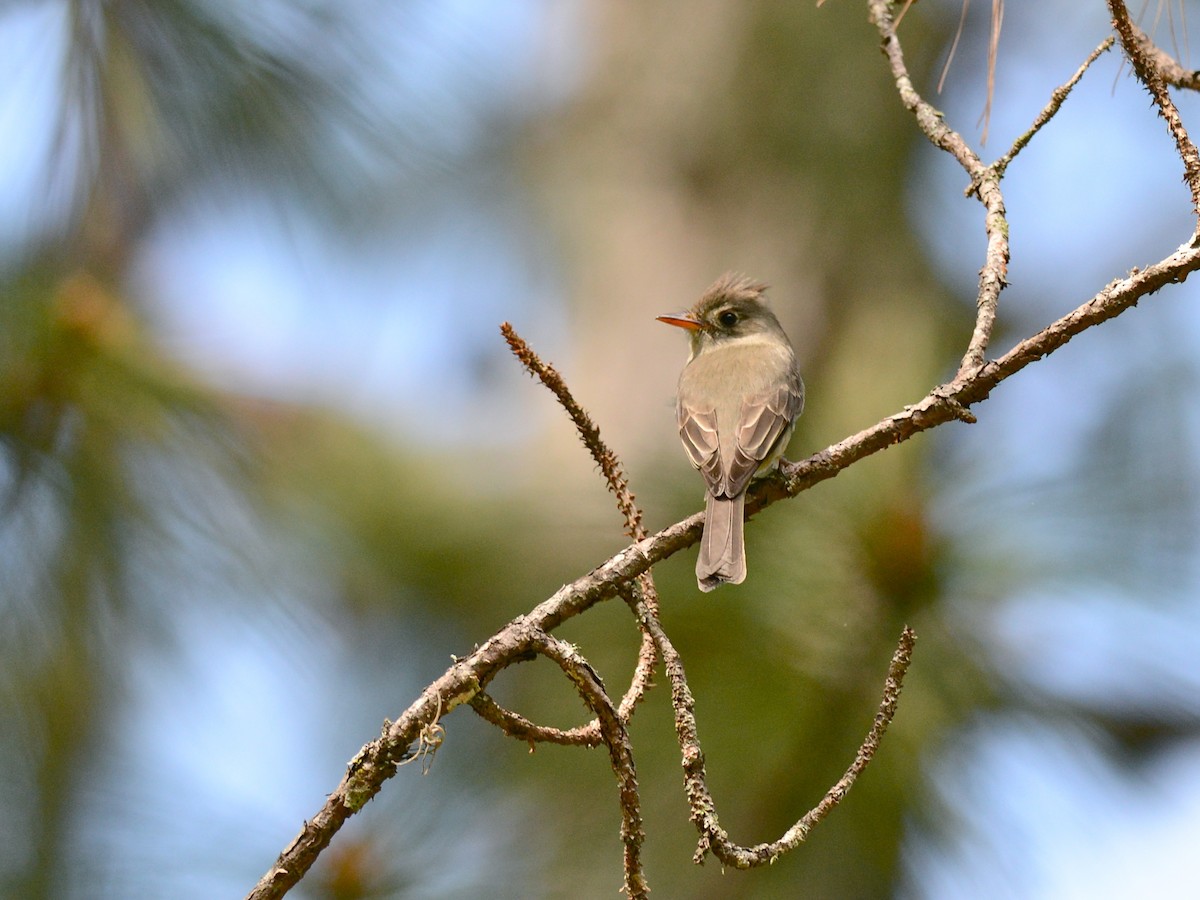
[469,691,602,748]
[453,630,648,893]
[619,584,914,866]
[522,629,647,899]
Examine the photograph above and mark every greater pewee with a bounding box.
[658,273,804,591]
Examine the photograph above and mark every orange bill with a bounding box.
[655,313,702,331]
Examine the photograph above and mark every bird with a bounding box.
[657,273,804,591]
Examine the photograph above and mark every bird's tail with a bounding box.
[697,493,746,591]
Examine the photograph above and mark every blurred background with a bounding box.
[3,0,1200,897]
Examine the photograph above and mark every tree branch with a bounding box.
[764,233,1200,506]
[475,326,660,748]
[247,226,1200,900]
[688,626,916,867]
[500,323,644,540]
[1118,8,1200,92]
[246,4,1200,896]
[1108,0,1200,216]
[868,0,1009,373]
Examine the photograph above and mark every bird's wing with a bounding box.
[678,405,723,494]
[726,377,804,497]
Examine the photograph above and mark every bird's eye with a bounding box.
[717,310,738,328]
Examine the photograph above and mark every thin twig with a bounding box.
[994,37,1116,175]
[469,691,602,748]
[738,627,916,862]
[689,628,915,867]
[500,323,644,540]
[872,1,985,175]
[475,326,660,750]
[976,34,1115,372]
